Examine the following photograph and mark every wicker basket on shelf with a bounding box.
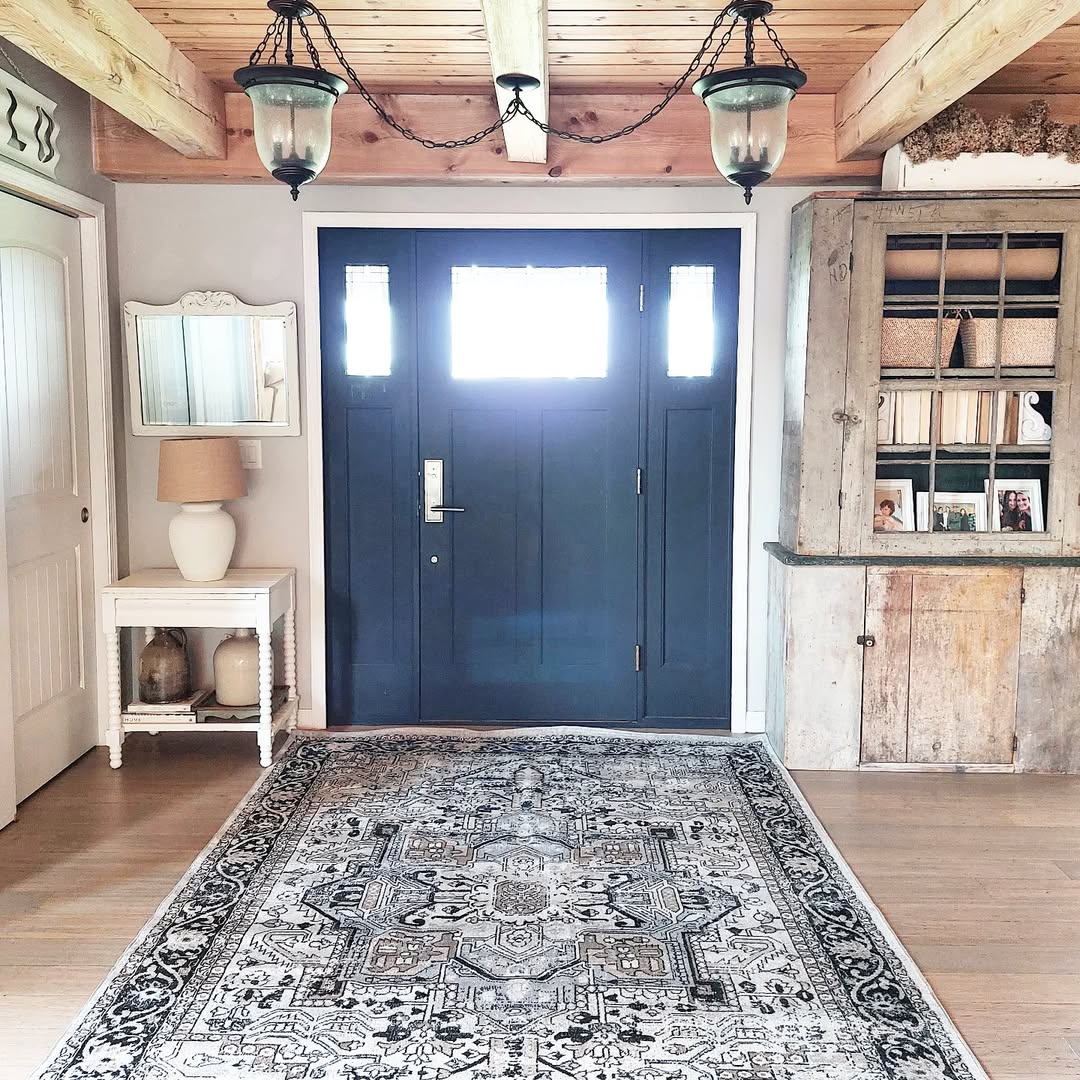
[880,316,960,369]
[959,317,1057,368]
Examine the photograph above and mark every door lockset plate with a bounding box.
[424,459,445,522]
[423,460,465,522]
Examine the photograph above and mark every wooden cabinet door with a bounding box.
[861,568,1021,765]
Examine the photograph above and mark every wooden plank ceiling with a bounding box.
[132,0,1080,96]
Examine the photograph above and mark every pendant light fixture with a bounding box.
[234,0,805,202]
[693,2,806,203]
[234,2,347,199]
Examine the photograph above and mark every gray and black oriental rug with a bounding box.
[35,730,987,1080]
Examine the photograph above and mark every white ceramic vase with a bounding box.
[214,628,260,707]
[168,501,236,582]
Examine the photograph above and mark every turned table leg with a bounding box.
[284,605,298,731]
[106,630,123,768]
[257,625,274,767]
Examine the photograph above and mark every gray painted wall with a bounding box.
[114,181,819,724]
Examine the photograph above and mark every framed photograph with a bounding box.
[873,479,914,532]
[916,491,988,533]
[987,479,1045,533]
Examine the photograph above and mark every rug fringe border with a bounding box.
[29,726,990,1080]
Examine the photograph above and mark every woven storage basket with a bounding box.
[880,316,960,369]
[960,317,1057,368]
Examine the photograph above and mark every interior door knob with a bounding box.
[81,507,89,523]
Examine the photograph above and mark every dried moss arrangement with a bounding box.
[903,100,1080,165]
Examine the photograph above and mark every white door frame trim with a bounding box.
[301,211,757,733]
[0,162,118,753]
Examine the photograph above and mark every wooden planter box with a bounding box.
[882,145,1080,192]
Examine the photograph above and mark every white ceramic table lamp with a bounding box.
[157,437,248,581]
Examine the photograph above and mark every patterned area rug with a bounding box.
[36,731,987,1080]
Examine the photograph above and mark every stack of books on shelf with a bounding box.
[126,688,210,721]
[880,390,1026,446]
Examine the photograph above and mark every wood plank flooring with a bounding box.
[1,733,1079,1079]
[796,769,1080,1080]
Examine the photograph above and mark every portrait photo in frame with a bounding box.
[916,491,988,533]
[873,479,915,532]
[987,479,1045,533]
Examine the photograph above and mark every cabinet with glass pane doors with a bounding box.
[838,198,1080,557]
[771,194,1080,774]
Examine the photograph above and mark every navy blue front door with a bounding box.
[320,227,740,727]
[416,231,642,721]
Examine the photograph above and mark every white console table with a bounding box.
[102,569,298,769]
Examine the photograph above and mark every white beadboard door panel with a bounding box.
[0,192,96,812]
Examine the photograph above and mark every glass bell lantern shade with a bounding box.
[693,66,806,203]
[234,64,348,199]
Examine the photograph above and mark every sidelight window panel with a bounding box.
[667,265,715,377]
[345,265,392,376]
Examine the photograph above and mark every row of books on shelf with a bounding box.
[878,389,1052,447]
[125,686,288,723]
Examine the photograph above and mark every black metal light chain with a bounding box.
[248,14,280,66]
[761,18,802,70]
[312,7,523,149]
[312,3,742,148]
[297,16,323,71]
[515,15,738,145]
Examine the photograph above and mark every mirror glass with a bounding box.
[126,293,299,435]
[135,314,290,426]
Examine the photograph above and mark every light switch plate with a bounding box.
[238,439,262,470]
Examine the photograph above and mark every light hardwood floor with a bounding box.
[2,733,1079,1080]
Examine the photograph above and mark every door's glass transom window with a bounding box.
[451,265,608,379]
[345,265,392,376]
[668,265,716,377]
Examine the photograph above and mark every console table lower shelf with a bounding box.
[102,568,298,769]
[121,695,299,735]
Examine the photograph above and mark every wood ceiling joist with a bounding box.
[835,0,1080,161]
[0,0,225,157]
[478,0,549,163]
[92,90,877,184]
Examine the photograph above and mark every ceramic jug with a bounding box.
[138,628,191,704]
[214,628,260,707]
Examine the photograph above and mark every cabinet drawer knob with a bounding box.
[856,634,876,648]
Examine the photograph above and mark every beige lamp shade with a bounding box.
[157,437,248,503]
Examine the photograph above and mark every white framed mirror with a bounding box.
[124,291,301,436]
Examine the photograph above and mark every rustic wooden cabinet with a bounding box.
[770,193,1080,773]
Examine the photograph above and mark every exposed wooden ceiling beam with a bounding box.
[480,0,549,163]
[92,92,878,185]
[835,0,1080,161]
[0,0,225,158]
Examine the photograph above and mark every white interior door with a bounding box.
[0,191,97,823]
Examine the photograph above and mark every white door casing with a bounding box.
[0,192,98,810]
